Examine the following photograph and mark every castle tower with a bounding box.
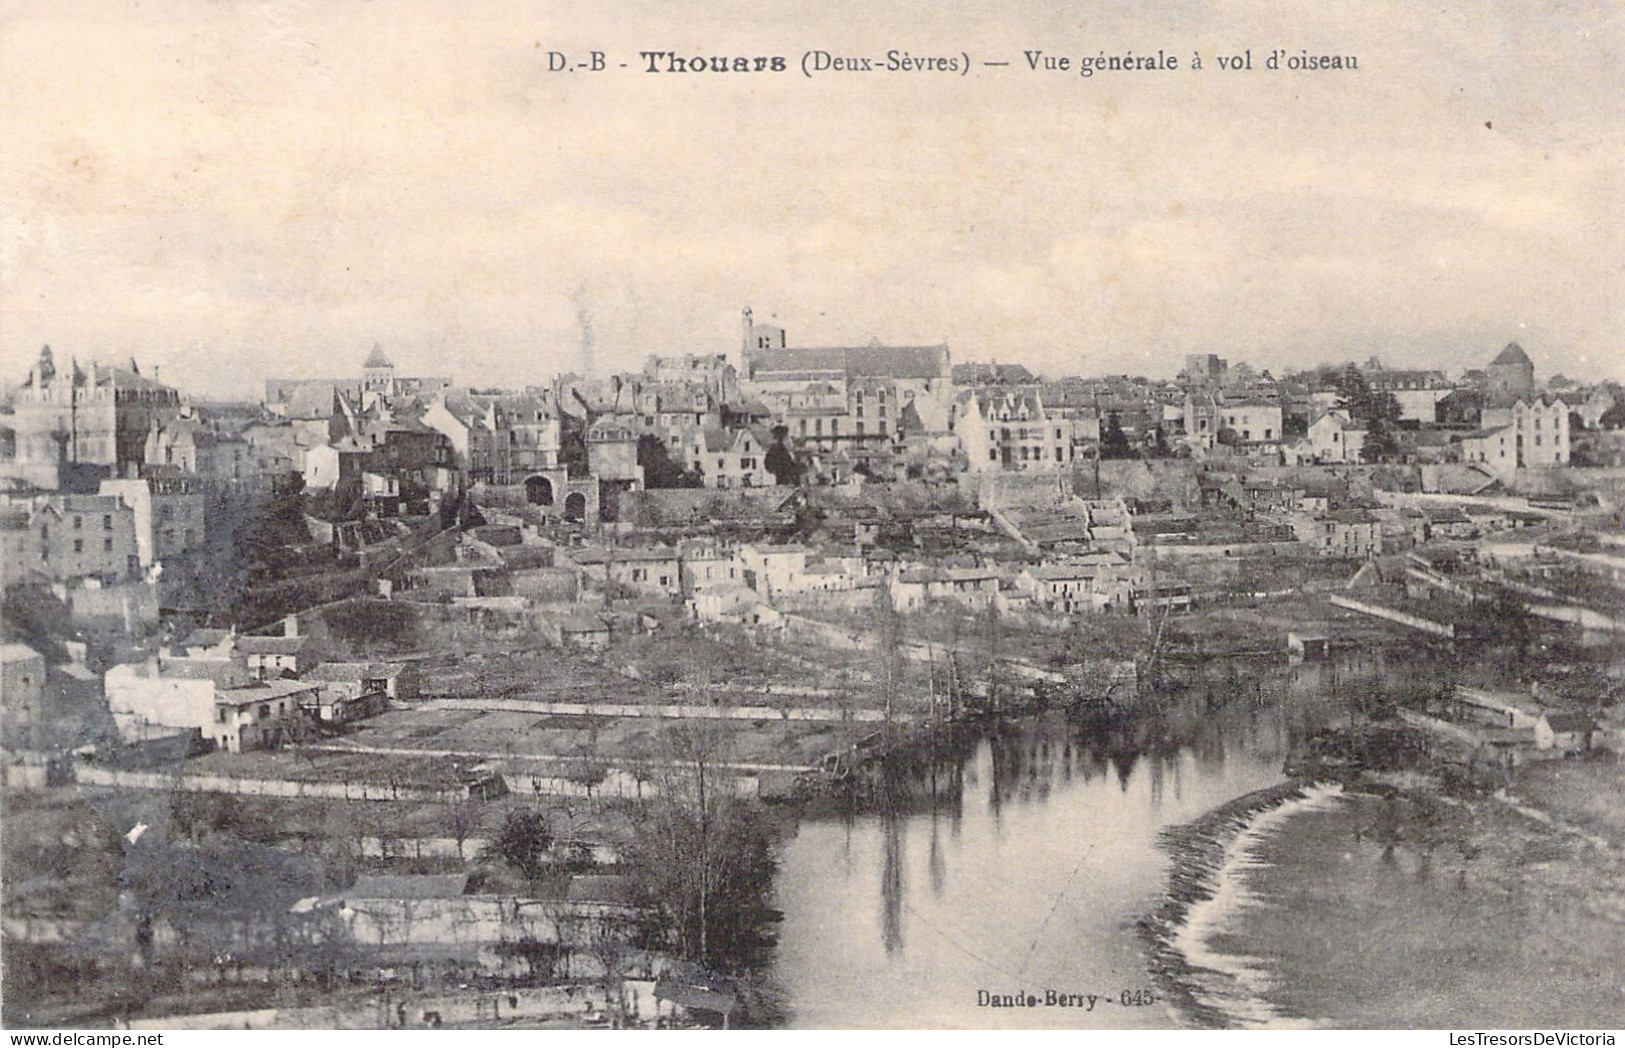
[1486,342,1534,401]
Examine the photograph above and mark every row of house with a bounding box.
[246,330,1593,525]
[1425,686,1602,767]
[103,618,418,753]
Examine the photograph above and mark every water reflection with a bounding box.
[928,815,946,897]
[771,650,1438,1029]
[880,811,905,955]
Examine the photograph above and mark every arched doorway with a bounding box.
[564,491,587,522]
[525,475,554,506]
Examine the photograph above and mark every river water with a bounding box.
[769,652,1400,1028]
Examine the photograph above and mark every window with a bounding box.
[103,538,113,552]
[258,704,270,719]
[73,515,82,529]
[73,539,83,553]
[103,515,112,529]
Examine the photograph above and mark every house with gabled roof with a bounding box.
[684,426,771,490]
[954,388,1077,473]
[1308,410,1368,464]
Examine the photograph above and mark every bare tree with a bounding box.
[623,721,775,971]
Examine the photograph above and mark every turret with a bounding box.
[33,345,55,386]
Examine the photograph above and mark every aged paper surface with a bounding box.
[1,0,1622,1036]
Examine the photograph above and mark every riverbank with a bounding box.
[1136,779,1316,1028]
[1150,758,1625,1028]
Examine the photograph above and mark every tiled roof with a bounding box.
[1490,342,1533,367]
[753,344,949,380]
[234,635,308,655]
[216,678,320,704]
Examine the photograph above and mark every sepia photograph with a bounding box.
[1,0,1622,1035]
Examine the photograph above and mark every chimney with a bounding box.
[283,614,299,638]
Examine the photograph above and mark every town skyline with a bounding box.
[1,313,1616,404]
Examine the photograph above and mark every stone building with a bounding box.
[9,347,183,488]
[1484,342,1536,401]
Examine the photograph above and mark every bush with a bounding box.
[488,809,552,883]
[321,601,419,653]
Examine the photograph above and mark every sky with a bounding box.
[2,0,1621,398]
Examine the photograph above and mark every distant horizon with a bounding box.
[5,0,1620,398]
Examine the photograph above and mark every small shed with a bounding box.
[653,976,739,1029]
[1287,631,1331,659]
[550,612,612,651]
[1545,712,1596,754]
[564,874,640,906]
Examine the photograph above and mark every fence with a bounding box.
[423,697,892,723]
[1326,594,1456,638]
[73,764,480,802]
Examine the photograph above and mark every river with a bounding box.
[768,651,1403,1028]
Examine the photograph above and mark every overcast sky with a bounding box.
[2,0,1620,398]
